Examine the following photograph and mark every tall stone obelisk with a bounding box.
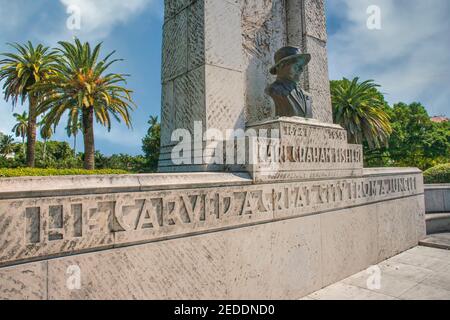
[159,0,333,172]
[159,0,246,171]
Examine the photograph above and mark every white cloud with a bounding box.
[58,0,155,40]
[60,0,153,38]
[328,0,450,117]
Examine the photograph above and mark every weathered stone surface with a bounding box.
[377,195,426,261]
[226,215,322,299]
[321,195,425,288]
[0,191,424,300]
[161,0,246,170]
[247,117,363,181]
[320,206,379,286]
[303,36,333,123]
[48,235,228,300]
[286,0,303,47]
[0,169,423,268]
[188,0,205,70]
[303,0,327,42]
[0,262,47,300]
[425,185,450,213]
[48,217,320,300]
[0,196,115,266]
[162,9,188,82]
[285,0,331,122]
[205,65,245,134]
[242,0,287,123]
[174,66,206,135]
[164,0,193,22]
[161,81,175,146]
[205,0,243,71]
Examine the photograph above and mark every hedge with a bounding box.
[0,168,129,178]
[423,163,450,184]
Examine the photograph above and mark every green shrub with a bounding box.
[0,168,129,178]
[423,163,450,184]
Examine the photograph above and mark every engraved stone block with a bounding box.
[0,170,423,268]
[0,197,114,266]
[246,117,362,182]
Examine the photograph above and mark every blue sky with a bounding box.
[0,0,448,155]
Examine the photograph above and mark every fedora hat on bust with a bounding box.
[269,46,311,75]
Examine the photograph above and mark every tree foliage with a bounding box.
[142,115,161,172]
[0,134,16,156]
[424,163,450,184]
[35,38,135,170]
[365,102,450,170]
[0,42,59,167]
[331,77,392,148]
[331,78,449,171]
[12,111,28,143]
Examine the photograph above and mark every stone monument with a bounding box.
[158,0,334,172]
[0,0,426,300]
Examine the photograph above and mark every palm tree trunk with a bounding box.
[73,134,77,157]
[43,139,47,161]
[82,107,95,170]
[26,95,37,167]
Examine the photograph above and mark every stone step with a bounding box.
[426,213,450,235]
[420,233,450,250]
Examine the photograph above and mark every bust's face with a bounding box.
[278,62,302,82]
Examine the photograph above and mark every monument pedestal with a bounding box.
[247,117,363,182]
[0,169,425,299]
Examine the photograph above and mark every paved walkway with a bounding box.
[304,246,450,300]
[420,233,450,250]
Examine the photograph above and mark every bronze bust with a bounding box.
[266,46,313,118]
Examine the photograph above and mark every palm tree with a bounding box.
[142,115,160,171]
[0,42,59,167]
[0,135,15,157]
[331,77,392,148]
[12,111,28,153]
[39,122,53,161]
[66,121,82,156]
[36,38,135,170]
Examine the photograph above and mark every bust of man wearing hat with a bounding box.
[266,46,313,118]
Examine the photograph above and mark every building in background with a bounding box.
[431,116,449,123]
